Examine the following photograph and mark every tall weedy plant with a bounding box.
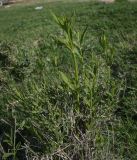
[51,13,122,159]
[52,13,87,110]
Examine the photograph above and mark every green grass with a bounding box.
[0,0,137,159]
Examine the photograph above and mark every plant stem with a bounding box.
[13,110,17,160]
[72,51,80,107]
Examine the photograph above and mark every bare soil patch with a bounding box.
[98,0,115,3]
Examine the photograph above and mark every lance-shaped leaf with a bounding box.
[2,153,14,159]
[80,26,88,45]
[59,71,75,90]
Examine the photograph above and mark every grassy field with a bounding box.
[0,0,137,159]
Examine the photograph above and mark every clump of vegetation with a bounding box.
[0,14,125,160]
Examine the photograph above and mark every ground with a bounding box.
[0,0,137,159]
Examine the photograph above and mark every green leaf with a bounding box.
[19,120,25,129]
[80,26,88,45]
[16,142,21,150]
[2,153,14,159]
[51,11,59,24]
[53,36,67,47]
[73,47,83,60]
[59,71,74,90]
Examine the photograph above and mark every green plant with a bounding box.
[51,14,123,159]
[52,13,88,110]
[1,107,25,160]
[1,1,137,158]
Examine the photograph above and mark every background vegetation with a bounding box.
[0,0,137,159]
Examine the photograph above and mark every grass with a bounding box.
[0,0,137,159]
